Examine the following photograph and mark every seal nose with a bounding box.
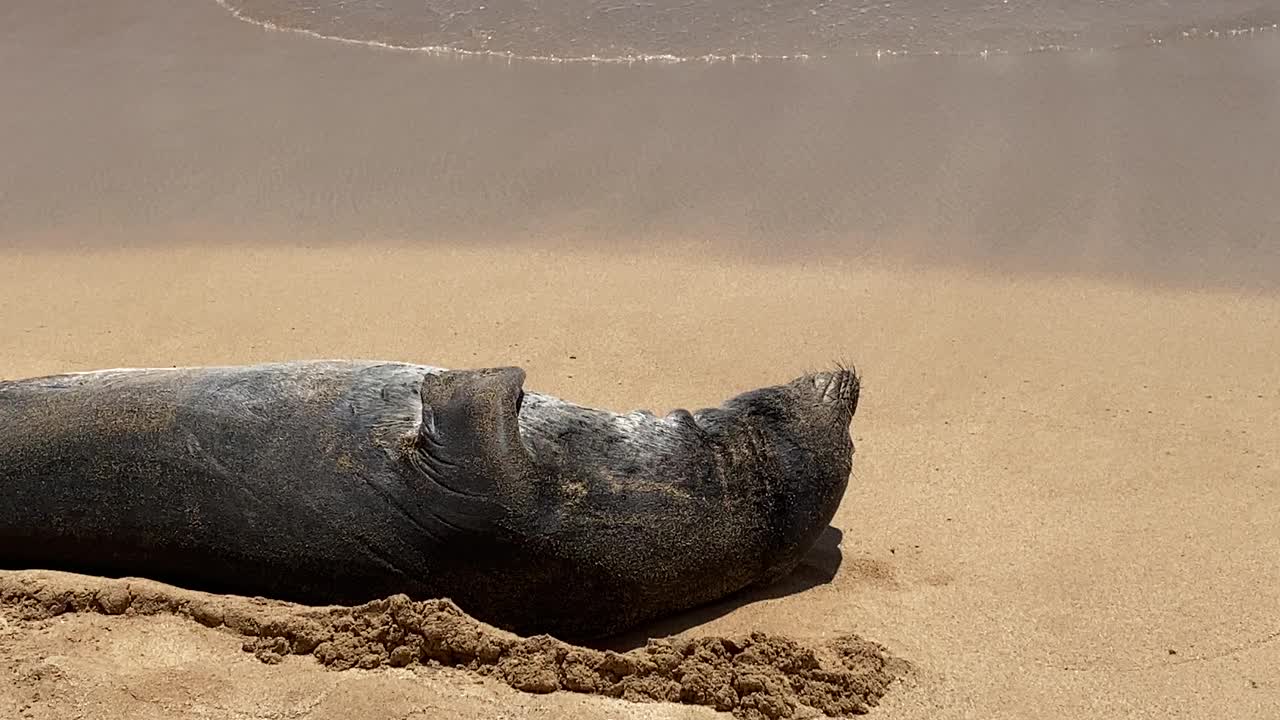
[812,370,842,402]
[810,367,859,416]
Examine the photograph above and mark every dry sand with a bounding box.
[2,245,1278,719]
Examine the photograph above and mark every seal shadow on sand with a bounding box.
[596,525,846,652]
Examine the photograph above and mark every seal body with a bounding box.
[0,360,859,640]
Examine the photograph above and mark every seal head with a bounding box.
[480,364,862,638]
[695,367,860,586]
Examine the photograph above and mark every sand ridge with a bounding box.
[0,570,911,719]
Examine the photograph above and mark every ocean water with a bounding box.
[2,0,1279,290]
[217,0,1280,61]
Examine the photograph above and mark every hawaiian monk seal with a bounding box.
[0,360,859,640]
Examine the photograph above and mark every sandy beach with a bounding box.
[3,0,1280,718]
[4,245,1278,718]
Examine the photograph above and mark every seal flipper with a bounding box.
[408,367,535,533]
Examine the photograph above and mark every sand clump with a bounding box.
[0,571,910,719]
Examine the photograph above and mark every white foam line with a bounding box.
[53,367,159,375]
[43,360,437,375]
[212,2,1280,66]
[211,0,815,65]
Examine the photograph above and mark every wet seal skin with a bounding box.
[0,360,860,641]
[1,571,912,720]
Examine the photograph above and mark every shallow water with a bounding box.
[1,0,1279,290]
[219,0,1280,61]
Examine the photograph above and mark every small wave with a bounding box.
[212,0,814,65]
[212,0,1279,65]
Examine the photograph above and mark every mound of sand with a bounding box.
[0,571,910,719]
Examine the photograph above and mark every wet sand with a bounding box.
[3,0,1280,289]
[3,0,1280,718]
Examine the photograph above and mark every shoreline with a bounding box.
[4,221,1279,297]
[4,0,1280,293]
[211,0,1280,63]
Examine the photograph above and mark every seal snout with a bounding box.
[807,367,860,418]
